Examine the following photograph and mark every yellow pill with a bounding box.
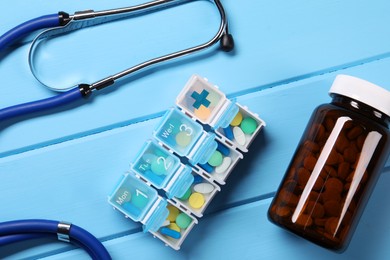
[189,192,205,209]
[194,105,211,121]
[167,205,179,222]
[168,223,181,232]
[230,112,243,126]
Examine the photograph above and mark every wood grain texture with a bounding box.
[1,0,390,259]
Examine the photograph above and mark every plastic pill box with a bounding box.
[108,75,265,250]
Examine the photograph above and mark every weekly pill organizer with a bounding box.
[108,75,265,250]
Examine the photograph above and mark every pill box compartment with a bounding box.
[176,75,265,153]
[196,139,243,185]
[176,75,236,129]
[216,103,266,152]
[108,173,163,222]
[154,108,218,165]
[171,168,221,217]
[131,140,194,199]
[151,201,198,250]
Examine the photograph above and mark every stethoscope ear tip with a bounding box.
[220,33,234,52]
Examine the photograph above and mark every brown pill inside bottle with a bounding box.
[268,75,390,251]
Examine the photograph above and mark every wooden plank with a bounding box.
[1,58,390,258]
[1,0,390,156]
[32,170,390,260]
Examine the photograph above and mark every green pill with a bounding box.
[240,117,258,134]
[176,213,192,229]
[151,158,167,175]
[208,150,223,167]
[179,187,192,200]
[132,191,149,209]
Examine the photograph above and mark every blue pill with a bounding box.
[193,175,203,184]
[223,127,234,140]
[160,227,181,239]
[199,163,213,173]
[217,142,230,156]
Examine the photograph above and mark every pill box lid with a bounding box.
[108,173,159,222]
[165,165,194,199]
[153,108,204,157]
[330,75,390,117]
[131,140,181,189]
[176,75,236,128]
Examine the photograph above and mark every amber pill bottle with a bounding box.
[268,75,390,251]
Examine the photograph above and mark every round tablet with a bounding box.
[142,153,158,164]
[240,117,257,134]
[194,105,211,121]
[175,131,192,147]
[179,187,192,200]
[176,213,192,229]
[193,183,214,194]
[151,158,167,175]
[132,191,149,209]
[208,150,223,167]
[189,192,205,209]
[230,111,243,126]
[167,205,180,222]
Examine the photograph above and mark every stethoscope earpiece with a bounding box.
[220,33,234,52]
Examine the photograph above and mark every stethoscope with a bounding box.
[0,0,234,124]
[0,0,233,259]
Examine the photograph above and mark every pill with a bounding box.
[206,90,221,107]
[179,187,192,200]
[189,192,205,209]
[295,214,313,227]
[275,206,292,218]
[233,126,246,146]
[240,117,257,134]
[306,201,325,219]
[194,105,211,121]
[325,178,343,193]
[176,213,192,229]
[193,175,204,184]
[193,183,214,194]
[324,200,341,217]
[199,163,213,173]
[142,153,158,164]
[167,205,180,222]
[215,157,232,174]
[230,111,243,126]
[175,131,192,147]
[151,159,167,175]
[223,126,234,140]
[347,126,363,140]
[168,223,181,232]
[160,227,181,239]
[132,191,149,209]
[324,217,339,235]
[217,141,230,156]
[208,150,223,167]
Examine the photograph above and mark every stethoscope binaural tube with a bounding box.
[0,0,234,124]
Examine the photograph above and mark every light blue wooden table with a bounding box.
[1,0,390,259]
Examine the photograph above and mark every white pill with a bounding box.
[233,126,246,146]
[215,157,232,174]
[193,183,214,194]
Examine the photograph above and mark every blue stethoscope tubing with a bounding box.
[0,219,111,260]
[0,0,233,123]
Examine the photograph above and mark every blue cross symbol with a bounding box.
[191,90,210,109]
